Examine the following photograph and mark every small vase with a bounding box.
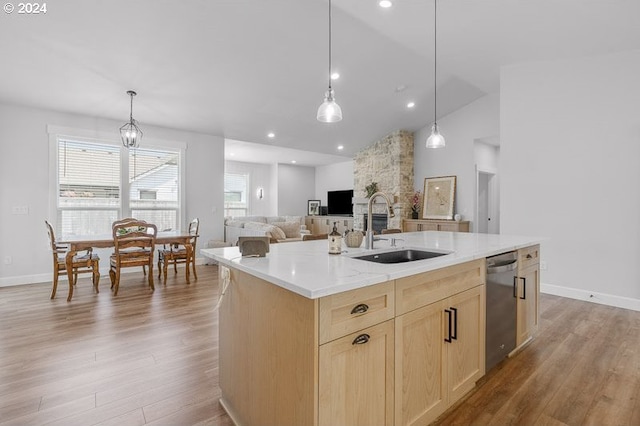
[411,211,419,219]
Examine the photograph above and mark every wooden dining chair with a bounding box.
[302,233,329,241]
[381,228,402,235]
[109,219,157,296]
[157,217,199,282]
[45,220,100,300]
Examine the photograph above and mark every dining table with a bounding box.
[57,230,197,301]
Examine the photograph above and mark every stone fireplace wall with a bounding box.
[353,130,414,231]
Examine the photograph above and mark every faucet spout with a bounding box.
[365,191,395,250]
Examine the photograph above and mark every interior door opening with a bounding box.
[476,169,499,234]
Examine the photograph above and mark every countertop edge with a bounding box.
[201,233,544,299]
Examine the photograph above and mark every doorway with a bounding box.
[476,167,499,234]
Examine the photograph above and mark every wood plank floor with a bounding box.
[0,265,232,426]
[0,266,638,425]
[435,293,640,426]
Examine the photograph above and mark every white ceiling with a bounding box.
[1,0,639,165]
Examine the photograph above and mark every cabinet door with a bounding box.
[516,264,539,346]
[421,222,439,231]
[446,285,486,403]
[402,220,419,232]
[395,301,448,426]
[319,320,395,426]
[437,222,459,232]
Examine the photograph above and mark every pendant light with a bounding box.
[426,0,445,149]
[317,0,342,123]
[120,90,143,149]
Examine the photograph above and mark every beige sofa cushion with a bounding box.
[272,221,301,238]
[225,220,245,228]
[244,222,287,240]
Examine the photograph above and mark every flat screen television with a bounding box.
[327,189,354,216]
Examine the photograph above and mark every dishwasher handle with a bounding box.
[487,260,518,275]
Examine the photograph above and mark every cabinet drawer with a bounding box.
[518,245,540,269]
[319,281,395,344]
[396,259,485,315]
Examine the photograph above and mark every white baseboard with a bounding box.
[541,282,640,312]
[0,257,210,288]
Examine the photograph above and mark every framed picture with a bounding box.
[422,176,456,220]
[307,200,321,216]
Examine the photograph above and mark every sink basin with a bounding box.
[351,249,450,264]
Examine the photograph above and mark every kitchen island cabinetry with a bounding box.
[319,320,395,426]
[516,245,540,347]
[395,260,485,426]
[203,232,542,426]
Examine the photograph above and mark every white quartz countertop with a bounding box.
[200,231,543,299]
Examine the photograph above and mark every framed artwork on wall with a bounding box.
[422,176,456,220]
[307,200,321,216]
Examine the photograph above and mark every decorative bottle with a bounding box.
[328,222,342,255]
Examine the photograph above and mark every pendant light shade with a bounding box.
[317,88,342,123]
[317,0,342,123]
[426,0,445,149]
[120,90,143,149]
[426,123,445,148]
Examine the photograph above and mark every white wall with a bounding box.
[225,160,276,216]
[474,141,499,171]
[315,161,354,206]
[501,50,640,304]
[277,164,316,216]
[414,93,499,228]
[0,102,225,286]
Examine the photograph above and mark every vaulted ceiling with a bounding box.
[1,0,639,163]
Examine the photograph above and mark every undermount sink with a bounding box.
[351,248,450,264]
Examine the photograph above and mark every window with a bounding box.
[57,139,121,235]
[224,173,249,217]
[55,136,182,235]
[129,147,180,232]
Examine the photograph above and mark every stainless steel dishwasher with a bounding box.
[485,251,518,372]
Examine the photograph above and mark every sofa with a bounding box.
[224,216,310,245]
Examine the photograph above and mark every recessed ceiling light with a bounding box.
[229,152,235,156]
[291,160,296,164]
[379,0,393,8]
[331,72,340,80]
[395,84,407,93]
[337,145,344,150]
[407,102,415,108]
[267,132,275,138]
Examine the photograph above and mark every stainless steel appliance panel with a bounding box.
[485,251,518,372]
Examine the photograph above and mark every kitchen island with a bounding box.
[201,231,541,426]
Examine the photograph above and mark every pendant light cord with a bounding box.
[328,0,333,91]
[433,0,437,123]
[130,92,134,122]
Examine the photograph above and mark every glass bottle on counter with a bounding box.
[328,222,342,255]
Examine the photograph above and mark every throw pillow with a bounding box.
[267,224,287,240]
[272,221,301,238]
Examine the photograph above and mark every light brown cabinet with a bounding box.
[395,260,485,426]
[319,320,395,426]
[218,259,488,426]
[516,245,540,346]
[306,216,354,235]
[402,219,470,232]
